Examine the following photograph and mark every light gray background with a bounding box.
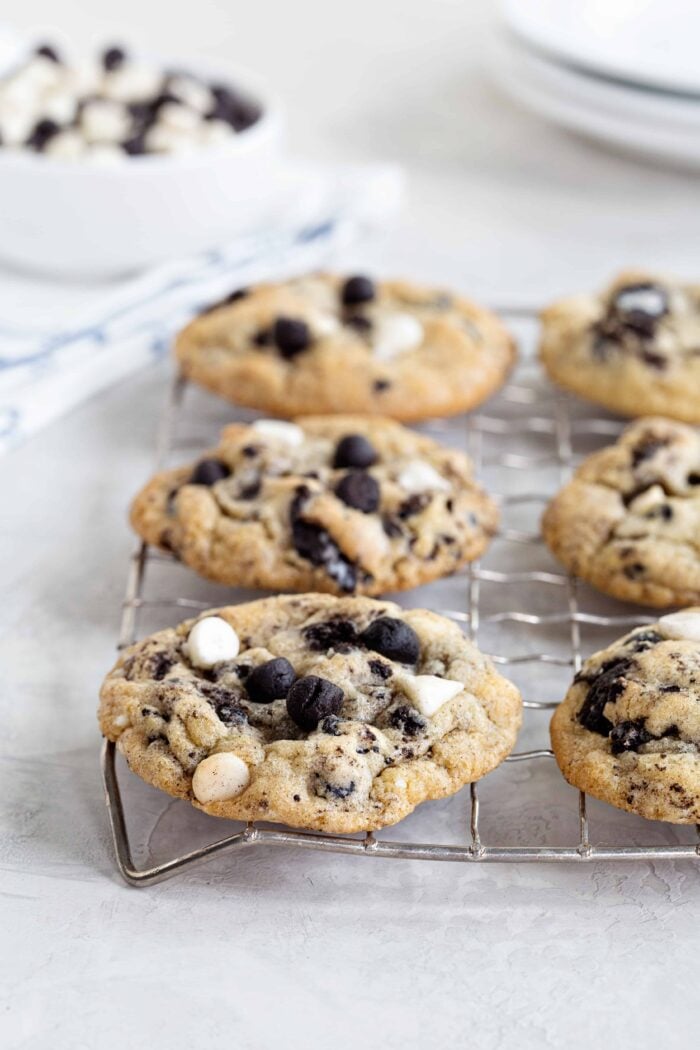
[3,3,700,1048]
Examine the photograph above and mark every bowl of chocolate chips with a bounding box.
[0,40,283,275]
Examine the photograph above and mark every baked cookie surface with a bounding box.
[539,271,700,423]
[542,417,700,607]
[99,594,523,833]
[551,610,700,823]
[175,273,515,421]
[130,415,499,596]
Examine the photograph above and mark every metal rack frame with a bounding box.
[101,321,700,884]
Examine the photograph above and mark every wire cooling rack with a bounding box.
[101,310,700,884]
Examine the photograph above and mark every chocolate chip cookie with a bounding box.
[539,271,700,423]
[175,273,516,421]
[99,594,523,833]
[130,415,499,596]
[551,611,700,823]
[542,417,700,607]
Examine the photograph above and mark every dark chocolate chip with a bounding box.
[639,349,667,370]
[333,434,378,469]
[389,705,427,737]
[341,275,376,306]
[122,133,147,156]
[303,618,358,652]
[688,472,700,486]
[610,719,651,755]
[245,658,296,704]
[36,44,61,63]
[103,46,127,72]
[238,477,261,499]
[335,471,380,513]
[272,316,311,358]
[373,379,391,392]
[286,675,344,731]
[26,118,60,151]
[612,282,669,338]
[189,458,231,486]
[361,617,420,664]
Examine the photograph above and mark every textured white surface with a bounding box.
[2,2,700,1048]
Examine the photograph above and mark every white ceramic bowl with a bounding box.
[0,59,284,278]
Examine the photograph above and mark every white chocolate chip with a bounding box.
[400,674,464,716]
[657,611,700,643]
[158,101,201,133]
[144,122,197,154]
[251,419,305,446]
[186,616,240,669]
[42,90,78,125]
[309,312,340,339]
[397,460,450,493]
[81,99,130,143]
[372,312,423,361]
[168,75,212,114]
[628,484,667,515]
[113,714,128,728]
[102,64,162,103]
[192,753,250,804]
[46,129,85,160]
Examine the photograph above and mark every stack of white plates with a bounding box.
[495,0,700,170]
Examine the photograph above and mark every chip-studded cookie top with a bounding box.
[542,417,700,608]
[99,594,522,833]
[175,273,516,421]
[551,611,700,823]
[539,271,700,423]
[130,414,499,596]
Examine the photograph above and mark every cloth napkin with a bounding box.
[0,160,403,455]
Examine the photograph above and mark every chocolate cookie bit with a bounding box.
[361,617,420,664]
[631,433,669,468]
[272,317,311,358]
[303,618,358,652]
[103,46,127,72]
[333,434,378,470]
[286,675,344,731]
[335,471,380,513]
[612,282,669,338]
[292,519,357,591]
[189,458,231,486]
[627,629,663,653]
[245,658,296,704]
[389,705,426,737]
[578,657,634,735]
[341,275,376,306]
[369,658,392,680]
[609,719,652,755]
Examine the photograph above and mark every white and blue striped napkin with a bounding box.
[0,161,403,454]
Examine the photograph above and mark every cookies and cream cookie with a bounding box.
[175,273,516,421]
[130,415,499,596]
[551,612,700,823]
[542,417,700,607]
[99,594,523,833]
[539,271,700,423]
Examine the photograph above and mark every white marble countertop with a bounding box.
[2,3,700,1047]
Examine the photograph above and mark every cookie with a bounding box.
[542,417,700,607]
[175,273,516,421]
[99,594,523,833]
[130,415,499,596]
[551,611,700,823]
[539,271,700,423]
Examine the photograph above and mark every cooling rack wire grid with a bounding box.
[101,305,700,884]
